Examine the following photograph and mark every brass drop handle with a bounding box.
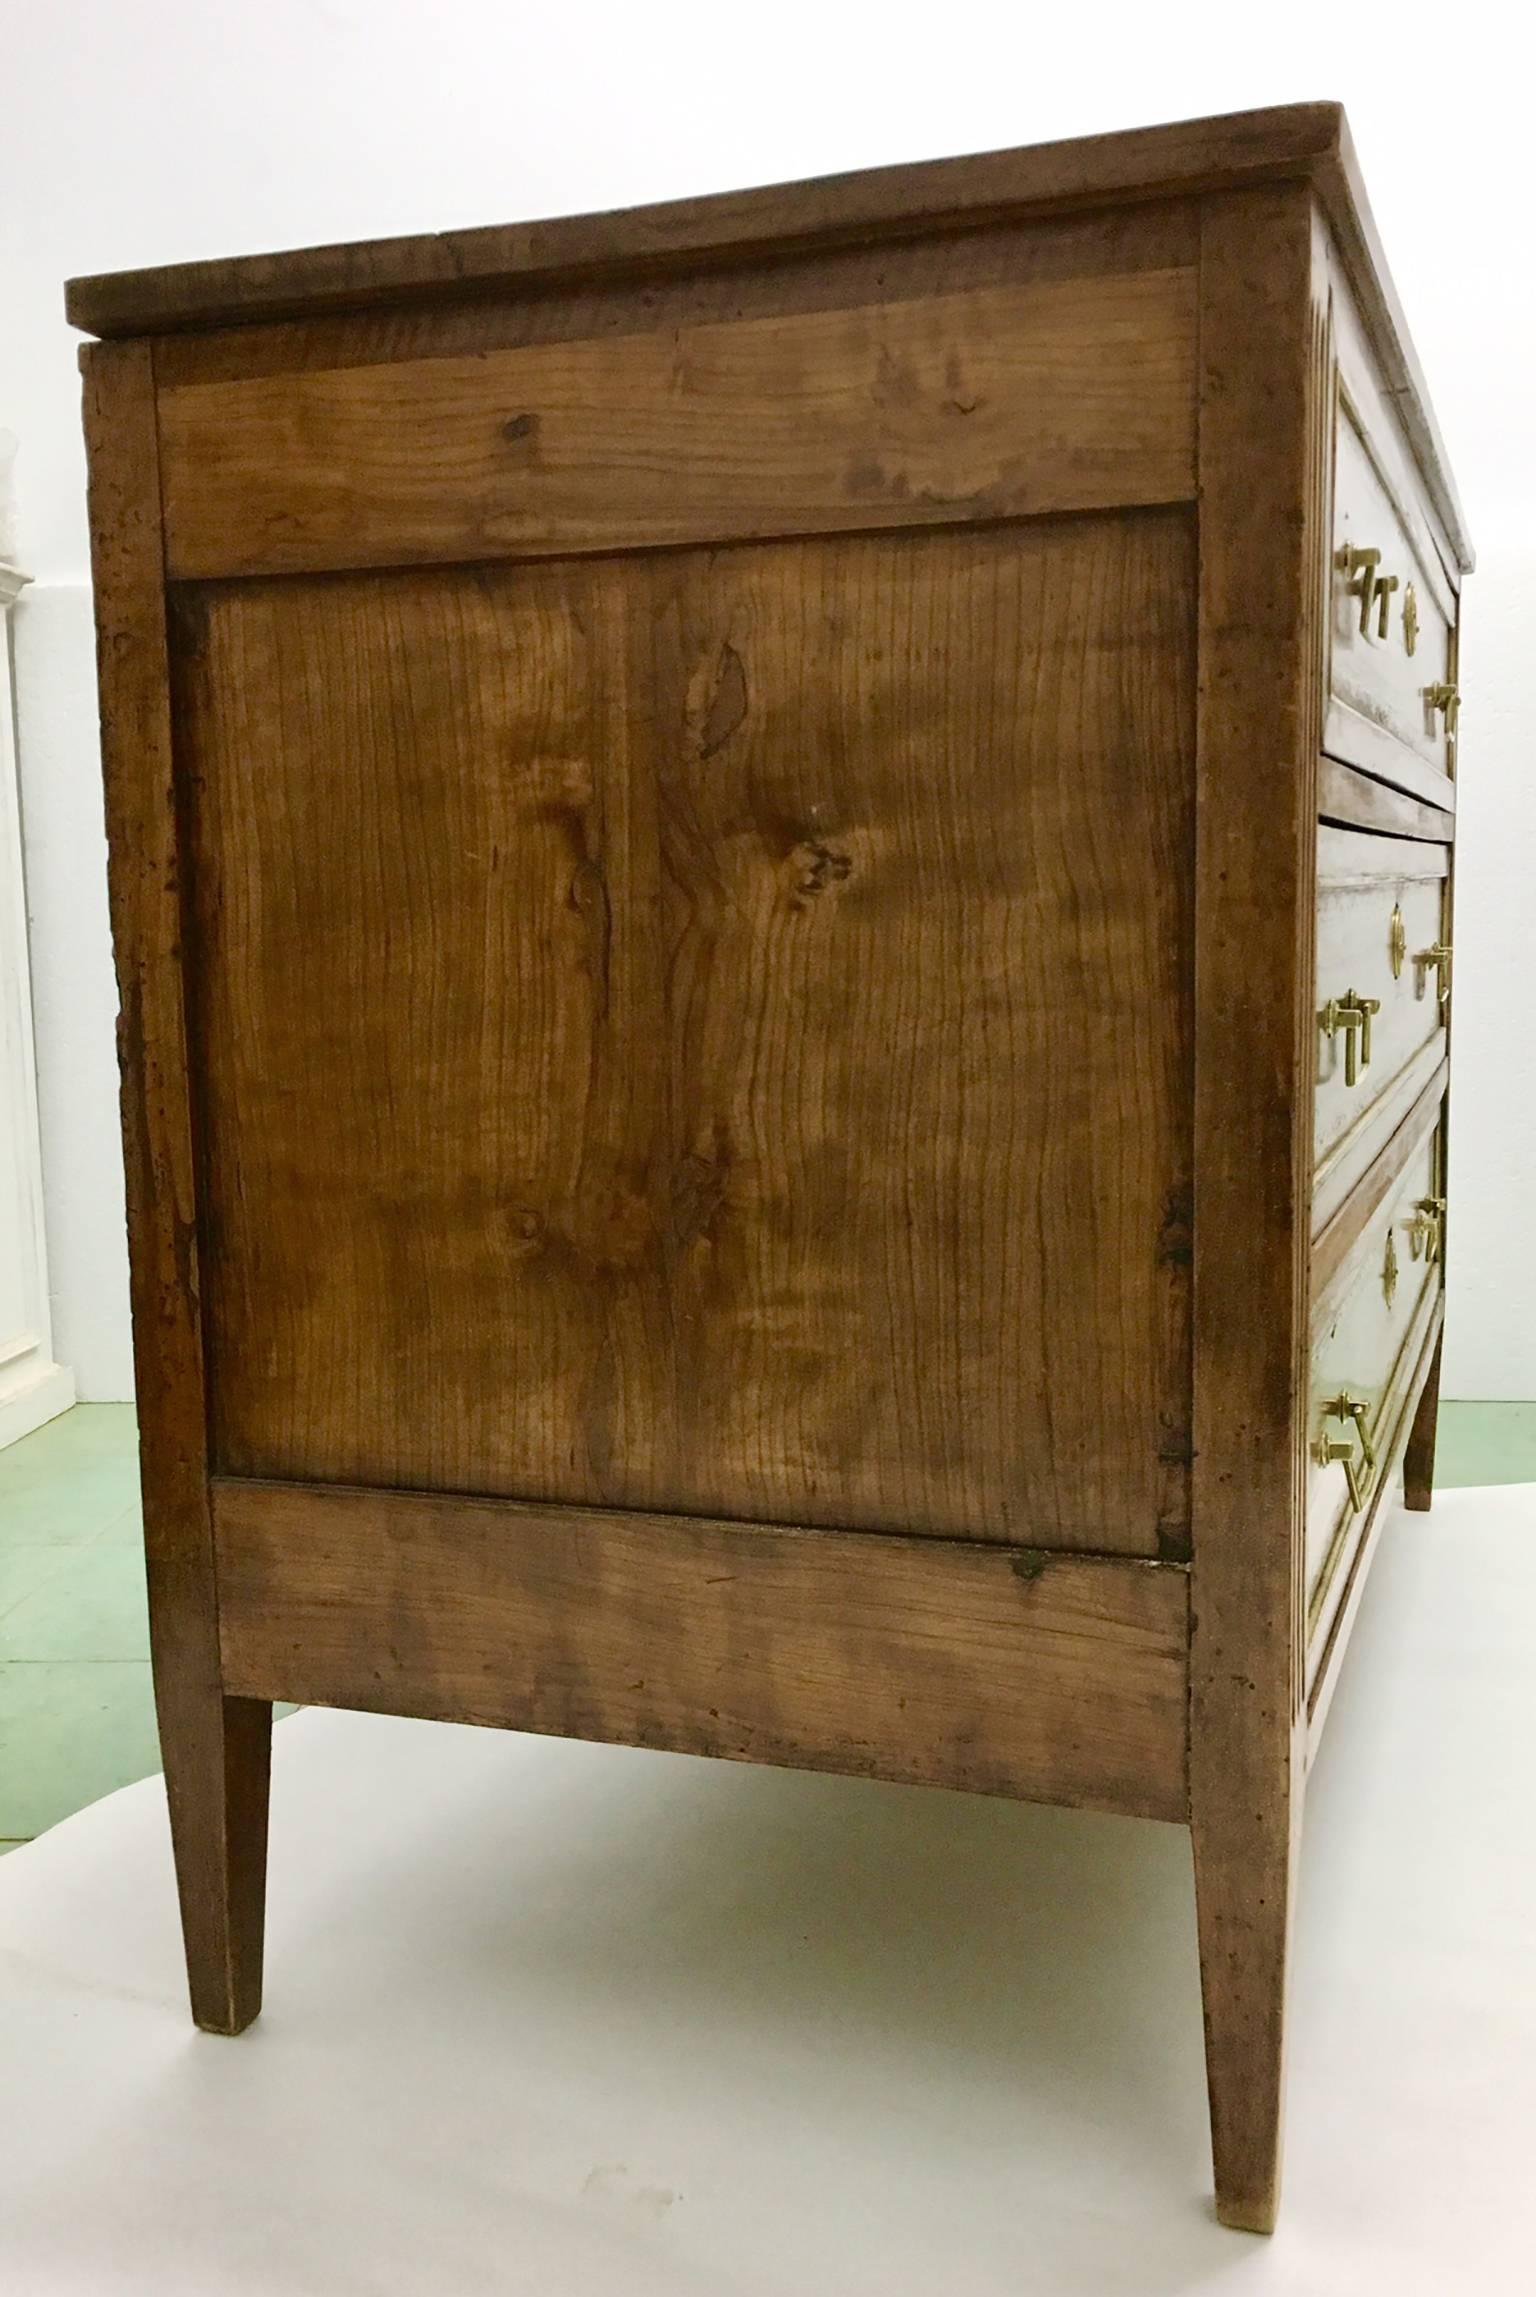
[1373,573,1400,638]
[1424,680,1461,733]
[1356,993,1380,1066]
[1319,990,1381,1085]
[1338,543,1385,636]
[1313,1390,1375,1512]
[1406,1195,1446,1264]
[1412,942,1452,1004]
[1337,544,1405,640]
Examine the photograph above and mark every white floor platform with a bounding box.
[2,1484,1534,2294]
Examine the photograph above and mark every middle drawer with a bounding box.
[1314,822,1449,1220]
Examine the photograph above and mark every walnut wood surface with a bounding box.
[1402,1323,1444,1511]
[64,104,1471,575]
[175,514,1195,1553]
[1186,186,1323,2237]
[67,102,1344,338]
[81,341,271,2035]
[213,1480,1192,1822]
[75,116,1470,2237]
[150,204,1199,391]
[157,264,1197,580]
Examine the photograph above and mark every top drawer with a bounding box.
[1327,397,1459,806]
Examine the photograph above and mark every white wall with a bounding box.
[1,0,1530,1397]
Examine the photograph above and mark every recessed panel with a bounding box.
[175,511,1195,1551]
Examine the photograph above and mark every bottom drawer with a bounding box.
[1306,1105,1445,1613]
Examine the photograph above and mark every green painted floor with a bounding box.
[3,1399,1535,1853]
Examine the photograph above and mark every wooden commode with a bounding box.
[69,101,1470,2232]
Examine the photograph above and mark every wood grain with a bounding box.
[67,102,1346,339]
[150,205,1200,391]
[176,513,1196,1555]
[1318,754,1454,842]
[156,266,1197,579]
[1402,1323,1443,1511]
[81,339,271,2035]
[76,118,1470,2226]
[1187,186,1321,2237]
[212,1479,1192,1822]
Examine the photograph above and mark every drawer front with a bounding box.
[1306,1109,1444,1607]
[1314,825,1449,1176]
[1328,398,1459,801]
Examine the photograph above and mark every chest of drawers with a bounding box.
[69,101,1470,2232]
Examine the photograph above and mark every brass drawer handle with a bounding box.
[1319,989,1382,1086]
[1314,1390,1377,1511]
[1405,1195,1446,1264]
[1423,680,1460,734]
[1412,942,1452,1005]
[1313,1391,1376,1512]
[1337,543,1400,639]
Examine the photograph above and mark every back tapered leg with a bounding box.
[1403,1328,1443,1513]
[154,1663,272,2034]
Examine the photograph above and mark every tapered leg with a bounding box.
[1191,1796,1299,2233]
[84,341,273,2038]
[155,1674,272,2034]
[1402,1328,1443,1513]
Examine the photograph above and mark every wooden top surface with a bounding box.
[65,101,1472,568]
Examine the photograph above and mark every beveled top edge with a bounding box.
[64,101,1472,568]
[67,101,1344,339]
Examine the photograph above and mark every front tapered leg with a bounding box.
[154,1673,272,2034]
[1190,1792,1297,2233]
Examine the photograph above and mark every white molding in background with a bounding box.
[0,557,76,1445]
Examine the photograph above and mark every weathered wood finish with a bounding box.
[1402,1323,1444,1512]
[72,106,1469,2236]
[1186,186,1324,2237]
[149,204,1200,392]
[213,1481,1191,1821]
[1318,753,1454,843]
[1312,1059,1448,1300]
[1307,1103,1443,1599]
[1328,402,1458,795]
[64,101,1474,579]
[1307,1293,1444,1749]
[176,518,1195,1553]
[81,341,272,2035]
[1314,826,1449,1166]
[157,264,1198,580]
